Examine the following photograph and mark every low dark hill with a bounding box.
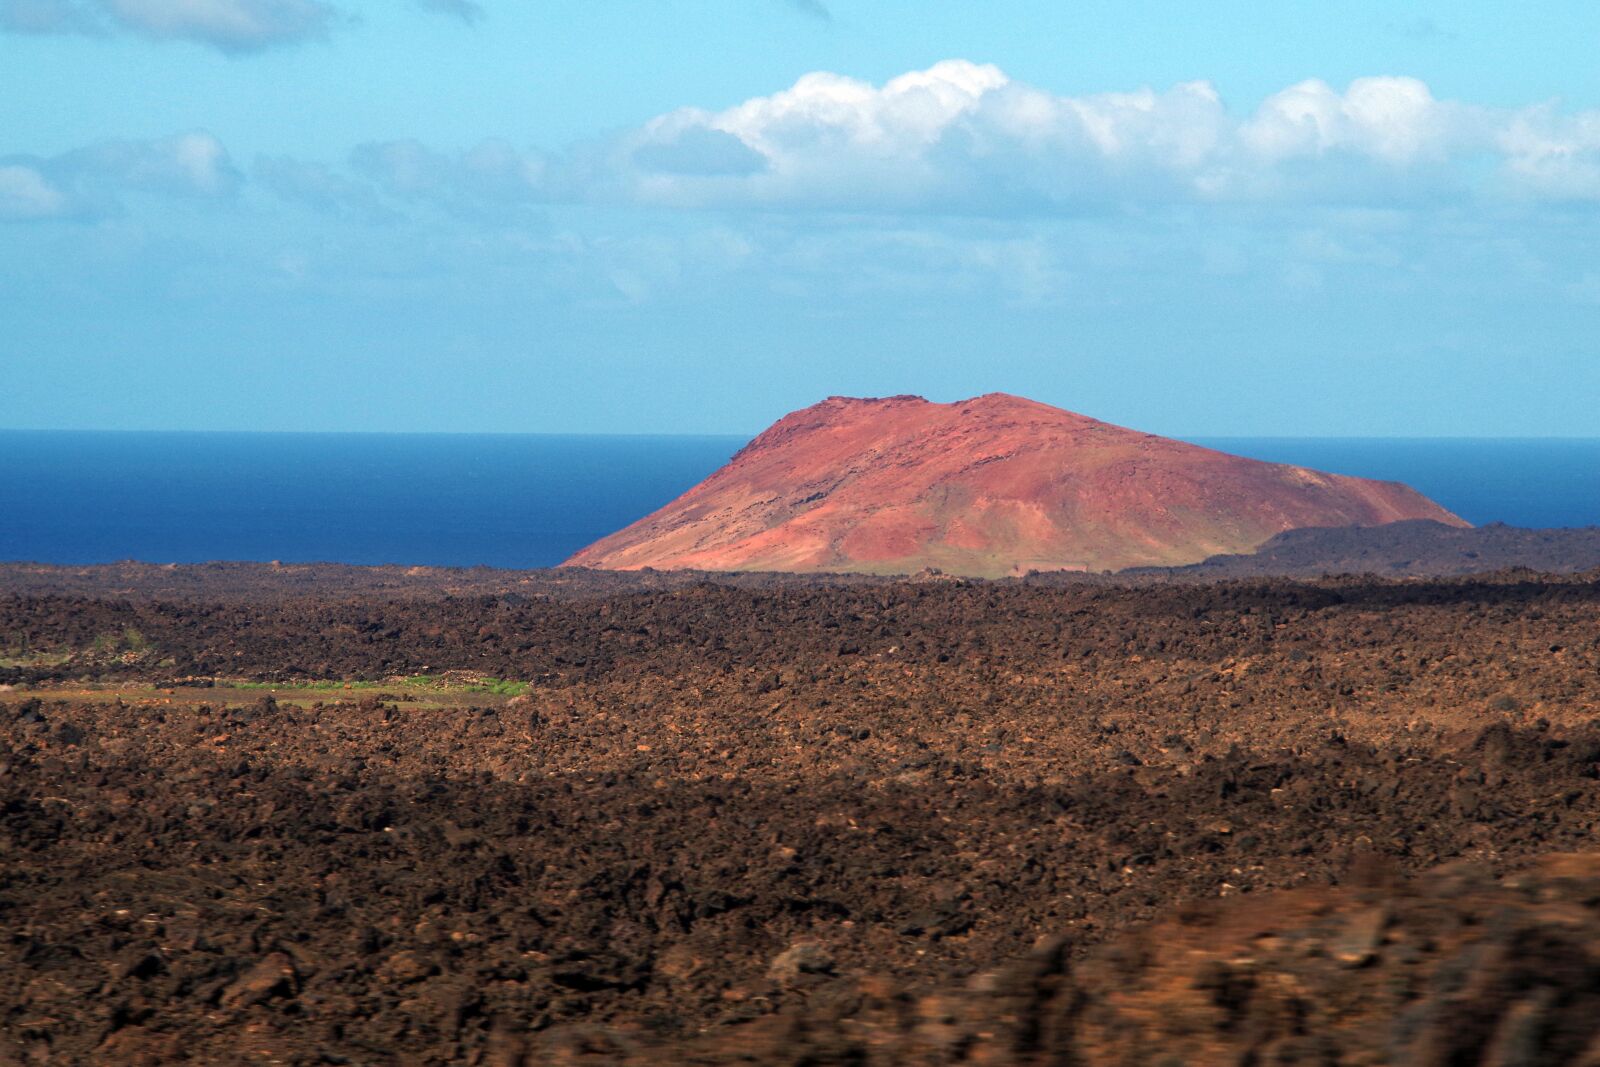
[1131,520,1600,579]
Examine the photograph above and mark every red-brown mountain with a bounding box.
[566,393,1468,577]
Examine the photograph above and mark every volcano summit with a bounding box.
[568,394,1466,577]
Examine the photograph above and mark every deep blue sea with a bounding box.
[2,432,1597,568]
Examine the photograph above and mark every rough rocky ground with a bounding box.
[649,852,1600,1065]
[2,569,1600,1064]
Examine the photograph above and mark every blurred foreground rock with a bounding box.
[549,853,1600,1065]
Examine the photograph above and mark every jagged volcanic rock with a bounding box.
[567,393,1467,577]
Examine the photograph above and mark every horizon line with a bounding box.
[3,427,1600,443]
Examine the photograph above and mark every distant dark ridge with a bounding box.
[2,521,1598,603]
[1125,519,1600,579]
[0,559,913,603]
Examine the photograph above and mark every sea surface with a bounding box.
[2,431,1598,568]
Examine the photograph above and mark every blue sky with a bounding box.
[2,0,1598,435]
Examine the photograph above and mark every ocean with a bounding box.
[2,431,1598,568]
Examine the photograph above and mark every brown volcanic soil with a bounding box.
[566,393,1465,577]
[3,570,1600,1064]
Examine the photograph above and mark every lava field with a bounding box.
[3,567,1600,1064]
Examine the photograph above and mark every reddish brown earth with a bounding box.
[566,393,1466,577]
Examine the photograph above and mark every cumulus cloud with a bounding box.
[1496,106,1600,201]
[0,132,241,221]
[16,63,1600,225]
[243,64,1600,220]
[565,61,1600,212]
[1241,78,1454,164]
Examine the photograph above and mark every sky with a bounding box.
[2,1,1598,437]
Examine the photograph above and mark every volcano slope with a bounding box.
[3,568,1600,1064]
[567,393,1466,577]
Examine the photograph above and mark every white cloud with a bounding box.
[1241,77,1455,165]
[1496,106,1600,200]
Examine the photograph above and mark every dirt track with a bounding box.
[3,569,1600,1064]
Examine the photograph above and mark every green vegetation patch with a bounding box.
[224,679,387,692]
[465,677,529,696]
[3,626,153,667]
[217,674,528,696]
[89,627,151,654]
[0,649,75,669]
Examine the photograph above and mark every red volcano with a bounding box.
[566,393,1468,577]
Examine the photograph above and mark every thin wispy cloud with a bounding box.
[0,0,335,50]
[416,0,483,24]
[784,0,830,21]
[3,0,831,49]
[0,164,72,220]
[348,138,552,220]
[0,0,103,33]
[254,154,394,220]
[1,0,478,50]
[0,0,845,49]
[1,132,240,219]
